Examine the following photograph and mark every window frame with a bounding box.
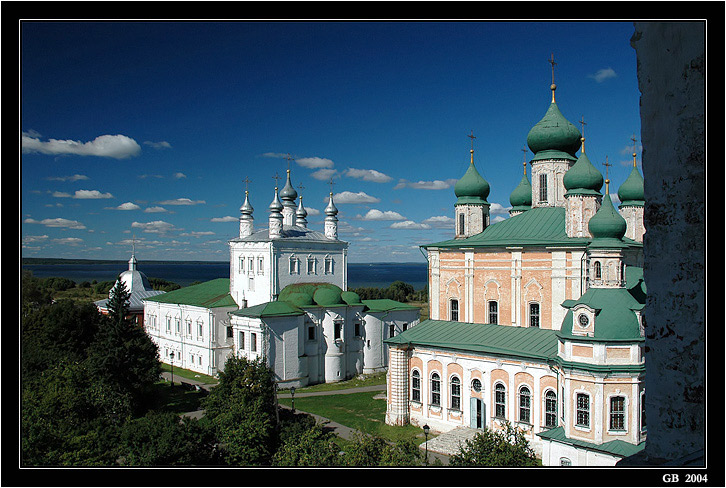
[430,372,441,407]
[518,385,532,424]
[544,389,558,428]
[411,369,421,403]
[529,302,540,328]
[576,392,590,429]
[450,375,461,412]
[495,382,507,419]
[609,395,627,432]
[450,298,459,322]
[488,300,498,324]
[539,173,548,203]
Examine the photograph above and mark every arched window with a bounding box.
[594,261,602,280]
[459,213,465,236]
[289,255,300,274]
[560,457,572,466]
[544,390,558,428]
[529,303,540,328]
[430,373,441,406]
[495,383,507,418]
[450,376,461,411]
[450,299,459,321]
[609,396,626,431]
[471,378,482,392]
[620,262,626,282]
[488,301,498,324]
[518,386,531,423]
[411,370,421,402]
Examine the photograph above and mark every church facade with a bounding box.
[143,169,420,387]
[384,78,647,466]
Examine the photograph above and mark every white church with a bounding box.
[142,169,420,387]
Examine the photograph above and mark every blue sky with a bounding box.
[21,21,643,263]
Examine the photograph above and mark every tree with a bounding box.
[339,432,423,466]
[272,423,340,466]
[117,411,218,466]
[106,277,131,328]
[202,355,279,465]
[449,421,538,466]
[387,281,415,302]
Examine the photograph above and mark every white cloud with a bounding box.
[311,168,339,181]
[492,215,508,223]
[358,209,406,221]
[24,217,86,229]
[73,189,114,199]
[345,168,393,183]
[261,152,288,159]
[109,202,141,210]
[144,140,172,149]
[131,220,176,234]
[588,67,617,83]
[329,191,380,204]
[173,172,187,179]
[52,191,72,198]
[211,216,237,222]
[181,231,215,237]
[138,174,164,179]
[489,202,511,215]
[22,235,49,243]
[157,198,205,205]
[144,206,168,213]
[422,215,454,228]
[297,157,335,169]
[46,174,89,182]
[394,179,458,190]
[390,220,431,230]
[52,237,84,245]
[305,207,321,216]
[22,132,141,159]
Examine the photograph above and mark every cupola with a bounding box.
[454,150,490,204]
[563,137,604,194]
[509,161,532,215]
[617,153,645,207]
[526,81,581,162]
[588,187,627,245]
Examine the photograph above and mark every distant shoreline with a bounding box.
[21,257,426,266]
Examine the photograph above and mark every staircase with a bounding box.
[421,426,482,456]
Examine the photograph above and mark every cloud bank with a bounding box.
[22,132,141,159]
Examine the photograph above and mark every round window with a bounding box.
[578,314,590,328]
[471,379,482,392]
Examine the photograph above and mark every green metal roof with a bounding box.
[558,287,644,343]
[537,426,645,458]
[361,299,420,313]
[425,207,588,248]
[588,194,628,246]
[526,101,581,162]
[509,173,532,209]
[143,278,237,308]
[384,319,559,361]
[563,149,603,192]
[617,164,645,206]
[230,301,305,318]
[454,161,490,204]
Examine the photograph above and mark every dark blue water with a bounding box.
[22,261,428,290]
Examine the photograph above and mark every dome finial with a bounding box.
[548,52,557,102]
[603,155,612,194]
[468,130,476,164]
[521,145,528,175]
[631,133,639,168]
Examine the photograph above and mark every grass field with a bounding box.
[278,391,427,445]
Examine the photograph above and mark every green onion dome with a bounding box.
[588,191,627,245]
[617,159,645,207]
[509,166,532,210]
[313,286,345,307]
[454,150,490,204]
[563,138,603,194]
[526,101,582,162]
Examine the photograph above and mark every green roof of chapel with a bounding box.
[526,101,581,162]
[617,165,645,206]
[558,287,644,343]
[143,278,237,308]
[563,147,603,193]
[509,173,533,209]
[454,160,490,204]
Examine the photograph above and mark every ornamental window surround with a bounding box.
[609,395,626,432]
[539,173,548,203]
[518,385,532,424]
[576,393,590,428]
[289,255,300,275]
[307,256,316,275]
[251,332,257,352]
[258,257,264,275]
[324,255,334,275]
[594,261,602,280]
[248,257,254,275]
[495,383,507,418]
[471,378,482,393]
[529,302,540,328]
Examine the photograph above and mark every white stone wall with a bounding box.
[565,194,601,237]
[631,21,704,462]
[531,160,572,208]
[620,205,645,242]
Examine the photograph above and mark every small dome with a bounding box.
[117,269,152,293]
[313,286,344,307]
[280,170,298,201]
[454,156,490,203]
[509,173,532,209]
[526,102,581,162]
[269,188,283,212]
[341,291,362,305]
[286,292,315,308]
[563,144,603,192]
[617,165,645,206]
[325,193,338,216]
[296,197,308,218]
[588,194,627,242]
[240,191,254,216]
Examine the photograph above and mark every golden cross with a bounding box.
[285,153,294,171]
[603,156,612,180]
[272,172,281,188]
[328,177,335,194]
[579,116,587,137]
[242,176,251,192]
[467,130,476,151]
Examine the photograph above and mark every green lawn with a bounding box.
[278,372,386,394]
[278,391,427,445]
[161,363,218,385]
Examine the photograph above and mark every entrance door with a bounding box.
[470,398,485,429]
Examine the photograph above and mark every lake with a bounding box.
[22,261,429,290]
